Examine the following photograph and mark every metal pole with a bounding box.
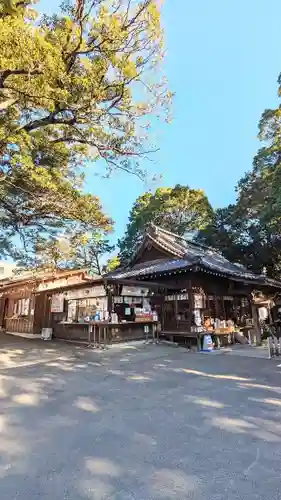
[274,336,279,356]
[248,330,252,346]
[98,325,101,348]
[104,326,107,349]
[217,335,221,349]
[88,323,92,347]
[175,295,178,329]
[268,336,272,359]
[155,323,160,344]
[93,324,96,347]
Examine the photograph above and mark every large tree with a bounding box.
[196,205,267,273]
[196,206,241,260]
[0,0,170,257]
[15,230,119,274]
[197,75,281,277]
[118,184,214,262]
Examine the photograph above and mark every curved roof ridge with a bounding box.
[128,224,261,278]
[148,223,224,254]
[149,224,253,271]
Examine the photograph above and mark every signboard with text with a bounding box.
[121,286,149,297]
[38,275,83,292]
[65,285,105,300]
[51,294,64,313]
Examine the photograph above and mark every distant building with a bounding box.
[0,262,17,279]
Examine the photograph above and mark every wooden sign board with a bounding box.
[38,275,84,292]
[121,286,149,297]
[65,285,105,300]
[51,294,64,313]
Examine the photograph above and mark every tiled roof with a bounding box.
[107,224,281,289]
[0,267,91,289]
[107,257,196,280]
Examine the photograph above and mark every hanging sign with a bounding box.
[165,295,175,301]
[194,294,204,309]
[113,296,123,304]
[65,285,105,300]
[51,294,64,313]
[165,294,188,301]
[121,286,149,297]
[38,275,83,291]
[194,309,202,327]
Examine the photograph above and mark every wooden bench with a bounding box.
[161,327,236,350]
[160,330,202,350]
[211,328,235,348]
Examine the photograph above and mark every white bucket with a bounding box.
[41,328,53,340]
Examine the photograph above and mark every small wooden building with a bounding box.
[0,268,91,337]
[0,268,162,342]
[106,224,281,344]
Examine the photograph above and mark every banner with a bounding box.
[194,293,204,309]
[51,294,64,313]
[65,285,105,300]
[121,286,149,297]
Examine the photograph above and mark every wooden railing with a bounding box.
[5,318,34,334]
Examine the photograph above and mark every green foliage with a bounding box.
[197,76,281,277]
[196,206,259,270]
[16,230,115,274]
[196,206,239,258]
[118,184,214,262]
[0,0,170,256]
[103,255,120,273]
[70,232,115,274]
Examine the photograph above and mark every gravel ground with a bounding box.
[0,334,281,500]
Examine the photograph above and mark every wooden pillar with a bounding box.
[187,280,193,332]
[266,300,273,324]
[251,300,261,346]
[233,297,238,322]
[222,297,226,320]
[160,288,166,329]
[215,296,220,318]
[46,294,52,328]
[0,299,6,329]
[107,288,113,315]
[206,295,210,316]
[41,293,48,332]
[268,306,273,324]
[174,295,178,329]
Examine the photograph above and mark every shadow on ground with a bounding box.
[0,334,281,500]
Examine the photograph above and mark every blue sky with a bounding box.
[39,0,281,242]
